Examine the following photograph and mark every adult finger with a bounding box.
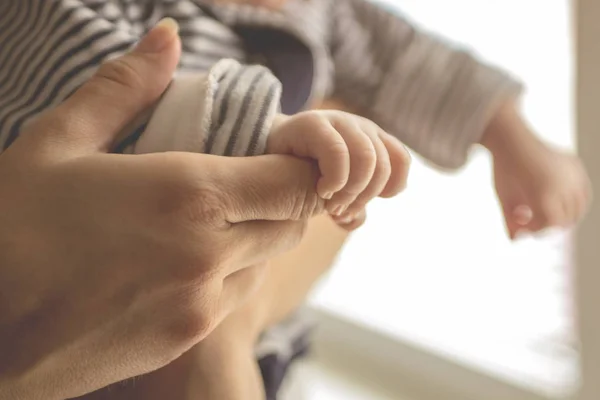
[140,153,315,275]
[214,154,325,223]
[42,18,182,153]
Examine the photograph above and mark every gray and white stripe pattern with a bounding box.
[0,0,135,149]
[0,0,522,164]
[205,62,281,156]
[0,0,257,154]
[329,0,522,168]
[135,59,281,157]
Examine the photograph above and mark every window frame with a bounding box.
[574,0,600,398]
[307,306,555,400]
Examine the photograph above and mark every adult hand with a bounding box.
[0,20,322,400]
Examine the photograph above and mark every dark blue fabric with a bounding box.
[237,27,314,115]
[258,334,311,400]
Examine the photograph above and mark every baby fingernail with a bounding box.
[322,191,333,200]
[339,213,356,224]
[333,205,345,216]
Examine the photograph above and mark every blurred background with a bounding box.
[278,1,599,399]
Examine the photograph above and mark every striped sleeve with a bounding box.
[134,59,282,157]
[329,0,523,169]
[0,0,136,151]
[0,0,254,155]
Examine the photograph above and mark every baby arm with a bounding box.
[328,0,590,237]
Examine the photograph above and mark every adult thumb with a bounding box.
[37,18,181,154]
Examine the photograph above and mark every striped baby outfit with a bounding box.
[0,0,522,398]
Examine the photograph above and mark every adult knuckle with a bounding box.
[154,162,228,228]
[168,288,220,344]
[170,312,216,345]
[21,110,86,150]
[153,183,193,219]
[181,309,217,343]
[170,248,224,283]
[187,186,228,226]
[33,112,71,137]
[96,57,145,93]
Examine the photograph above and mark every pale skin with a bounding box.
[85,3,592,399]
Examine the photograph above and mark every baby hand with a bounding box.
[483,103,592,239]
[267,111,411,221]
[494,145,591,239]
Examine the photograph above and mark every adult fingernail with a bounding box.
[135,18,179,54]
